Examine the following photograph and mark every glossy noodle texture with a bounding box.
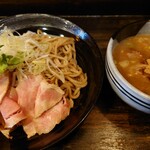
[0,28,87,138]
[0,29,87,101]
[20,30,87,100]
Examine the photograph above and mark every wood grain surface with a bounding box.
[1,15,150,150]
[49,15,150,150]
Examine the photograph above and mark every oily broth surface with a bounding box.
[113,34,150,95]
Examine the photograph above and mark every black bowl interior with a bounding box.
[0,14,104,150]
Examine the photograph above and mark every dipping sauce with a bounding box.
[113,34,150,95]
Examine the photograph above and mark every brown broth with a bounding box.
[113,34,150,95]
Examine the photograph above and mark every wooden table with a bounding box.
[1,15,150,150]
[49,15,150,150]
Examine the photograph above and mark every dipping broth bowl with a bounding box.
[105,19,150,114]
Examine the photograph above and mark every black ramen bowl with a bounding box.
[0,13,104,149]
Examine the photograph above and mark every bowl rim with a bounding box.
[0,13,93,42]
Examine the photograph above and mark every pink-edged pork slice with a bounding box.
[16,75,43,117]
[0,72,10,103]
[23,97,73,138]
[0,96,26,128]
[34,80,64,118]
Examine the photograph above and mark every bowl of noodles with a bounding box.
[106,19,150,114]
[0,14,103,149]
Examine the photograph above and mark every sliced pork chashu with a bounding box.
[0,73,26,138]
[23,97,73,138]
[0,96,26,128]
[34,80,64,118]
[16,75,43,117]
[0,74,74,138]
[16,75,65,118]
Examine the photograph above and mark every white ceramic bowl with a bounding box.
[105,19,150,114]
